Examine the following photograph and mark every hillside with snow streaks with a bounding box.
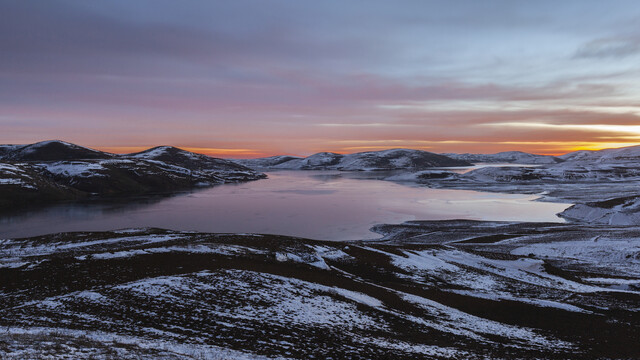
[0,221,638,359]
[0,145,20,159]
[128,146,251,172]
[559,195,640,226]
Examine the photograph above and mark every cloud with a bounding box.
[393,108,640,127]
[0,0,395,78]
[3,0,640,155]
[574,37,640,59]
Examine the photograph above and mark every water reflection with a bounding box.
[0,171,570,240]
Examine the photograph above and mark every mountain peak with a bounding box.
[4,140,114,161]
[129,145,251,172]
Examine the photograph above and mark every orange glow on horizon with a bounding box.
[92,140,640,159]
[559,143,640,153]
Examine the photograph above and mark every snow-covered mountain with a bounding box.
[2,140,115,161]
[560,145,640,163]
[237,148,471,170]
[0,141,265,210]
[442,151,563,164]
[128,146,251,172]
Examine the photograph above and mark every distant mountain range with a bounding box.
[235,148,472,170]
[559,145,640,162]
[441,151,563,164]
[0,140,265,210]
[235,149,571,170]
[4,140,640,211]
[236,145,640,170]
[237,143,640,226]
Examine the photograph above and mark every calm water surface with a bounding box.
[0,170,570,240]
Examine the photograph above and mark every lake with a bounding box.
[0,170,571,240]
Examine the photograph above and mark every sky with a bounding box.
[2,0,640,157]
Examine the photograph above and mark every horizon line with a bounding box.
[3,139,640,159]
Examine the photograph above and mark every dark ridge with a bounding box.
[129,146,253,172]
[4,140,114,161]
[586,195,640,209]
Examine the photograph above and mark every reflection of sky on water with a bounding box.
[0,171,570,241]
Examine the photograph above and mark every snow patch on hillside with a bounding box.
[41,161,107,177]
[560,196,640,225]
[0,327,272,360]
[115,270,384,328]
[511,237,640,277]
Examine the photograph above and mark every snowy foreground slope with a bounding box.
[0,141,265,210]
[1,222,639,359]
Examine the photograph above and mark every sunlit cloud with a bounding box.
[484,122,640,136]
[316,123,414,128]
